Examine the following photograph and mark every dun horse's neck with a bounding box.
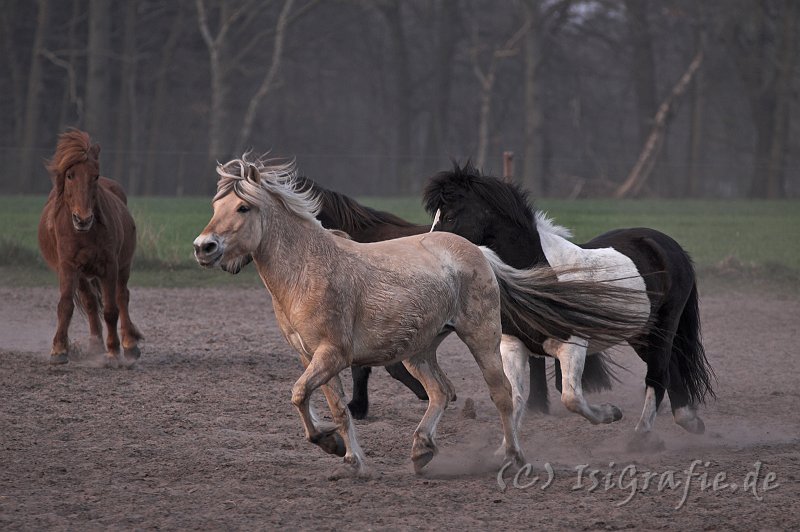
[253,210,337,307]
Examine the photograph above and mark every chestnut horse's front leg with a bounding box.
[98,270,121,365]
[291,344,369,478]
[50,269,78,364]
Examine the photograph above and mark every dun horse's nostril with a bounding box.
[202,241,218,254]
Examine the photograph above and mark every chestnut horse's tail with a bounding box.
[73,278,102,318]
[480,247,649,346]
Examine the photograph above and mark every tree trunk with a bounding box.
[1,4,25,144]
[624,0,657,141]
[686,30,706,197]
[237,0,295,151]
[85,0,112,144]
[522,0,544,195]
[19,0,49,192]
[765,0,798,199]
[114,0,139,192]
[615,50,704,198]
[382,1,414,193]
[144,3,185,195]
[56,0,82,132]
[423,0,459,171]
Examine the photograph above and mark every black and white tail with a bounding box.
[480,247,648,346]
[670,281,715,404]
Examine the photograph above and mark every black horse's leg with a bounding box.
[526,356,550,413]
[554,359,563,393]
[385,362,429,400]
[348,366,372,419]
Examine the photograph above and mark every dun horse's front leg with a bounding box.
[545,336,623,424]
[401,351,452,473]
[50,270,77,364]
[291,345,369,478]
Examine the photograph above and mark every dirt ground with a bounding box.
[1,282,798,530]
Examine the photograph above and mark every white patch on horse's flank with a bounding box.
[538,228,650,321]
[430,208,441,232]
[635,386,658,433]
[534,211,573,239]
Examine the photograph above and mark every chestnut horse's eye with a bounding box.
[237,204,251,214]
[94,174,99,181]
[66,172,74,180]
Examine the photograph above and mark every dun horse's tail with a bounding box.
[670,281,715,404]
[480,247,648,346]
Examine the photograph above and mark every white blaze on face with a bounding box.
[430,208,441,232]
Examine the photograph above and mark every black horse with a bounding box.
[297,175,617,419]
[424,163,715,439]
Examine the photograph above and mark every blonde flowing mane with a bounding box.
[214,154,322,223]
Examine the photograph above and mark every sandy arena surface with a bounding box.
[1,283,798,530]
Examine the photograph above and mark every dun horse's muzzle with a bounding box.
[193,234,223,268]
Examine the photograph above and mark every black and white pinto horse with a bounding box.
[296,175,616,419]
[424,163,715,441]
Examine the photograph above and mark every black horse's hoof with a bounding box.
[49,353,69,365]
[347,399,368,420]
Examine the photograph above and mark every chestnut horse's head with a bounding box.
[47,129,102,232]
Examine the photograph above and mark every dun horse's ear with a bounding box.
[245,164,261,184]
[89,143,101,159]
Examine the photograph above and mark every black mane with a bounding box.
[422,161,537,230]
[295,175,416,232]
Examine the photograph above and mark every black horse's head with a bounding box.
[423,161,536,246]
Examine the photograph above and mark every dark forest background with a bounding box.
[1,0,798,198]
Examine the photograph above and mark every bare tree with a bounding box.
[85,0,112,144]
[470,17,530,168]
[19,0,49,192]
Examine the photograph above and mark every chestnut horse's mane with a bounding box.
[46,129,96,178]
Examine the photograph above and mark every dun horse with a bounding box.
[424,162,715,446]
[38,130,142,366]
[194,156,648,476]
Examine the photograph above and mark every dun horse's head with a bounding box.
[193,161,266,274]
[48,130,102,232]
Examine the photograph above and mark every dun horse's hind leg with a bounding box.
[458,330,525,468]
[50,270,77,364]
[116,267,142,364]
[77,277,104,354]
[545,336,623,424]
[291,345,368,477]
[401,346,451,473]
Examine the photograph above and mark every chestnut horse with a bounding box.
[38,130,142,366]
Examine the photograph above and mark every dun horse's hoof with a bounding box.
[49,353,69,365]
[312,430,346,457]
[412,450,435,474]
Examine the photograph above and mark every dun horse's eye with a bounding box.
[237,204,251,213]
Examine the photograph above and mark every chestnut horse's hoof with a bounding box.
[123,345,141,362]
[49,353,69,365]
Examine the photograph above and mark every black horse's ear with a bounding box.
[245,163,261,184]
[89,143,101,159]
